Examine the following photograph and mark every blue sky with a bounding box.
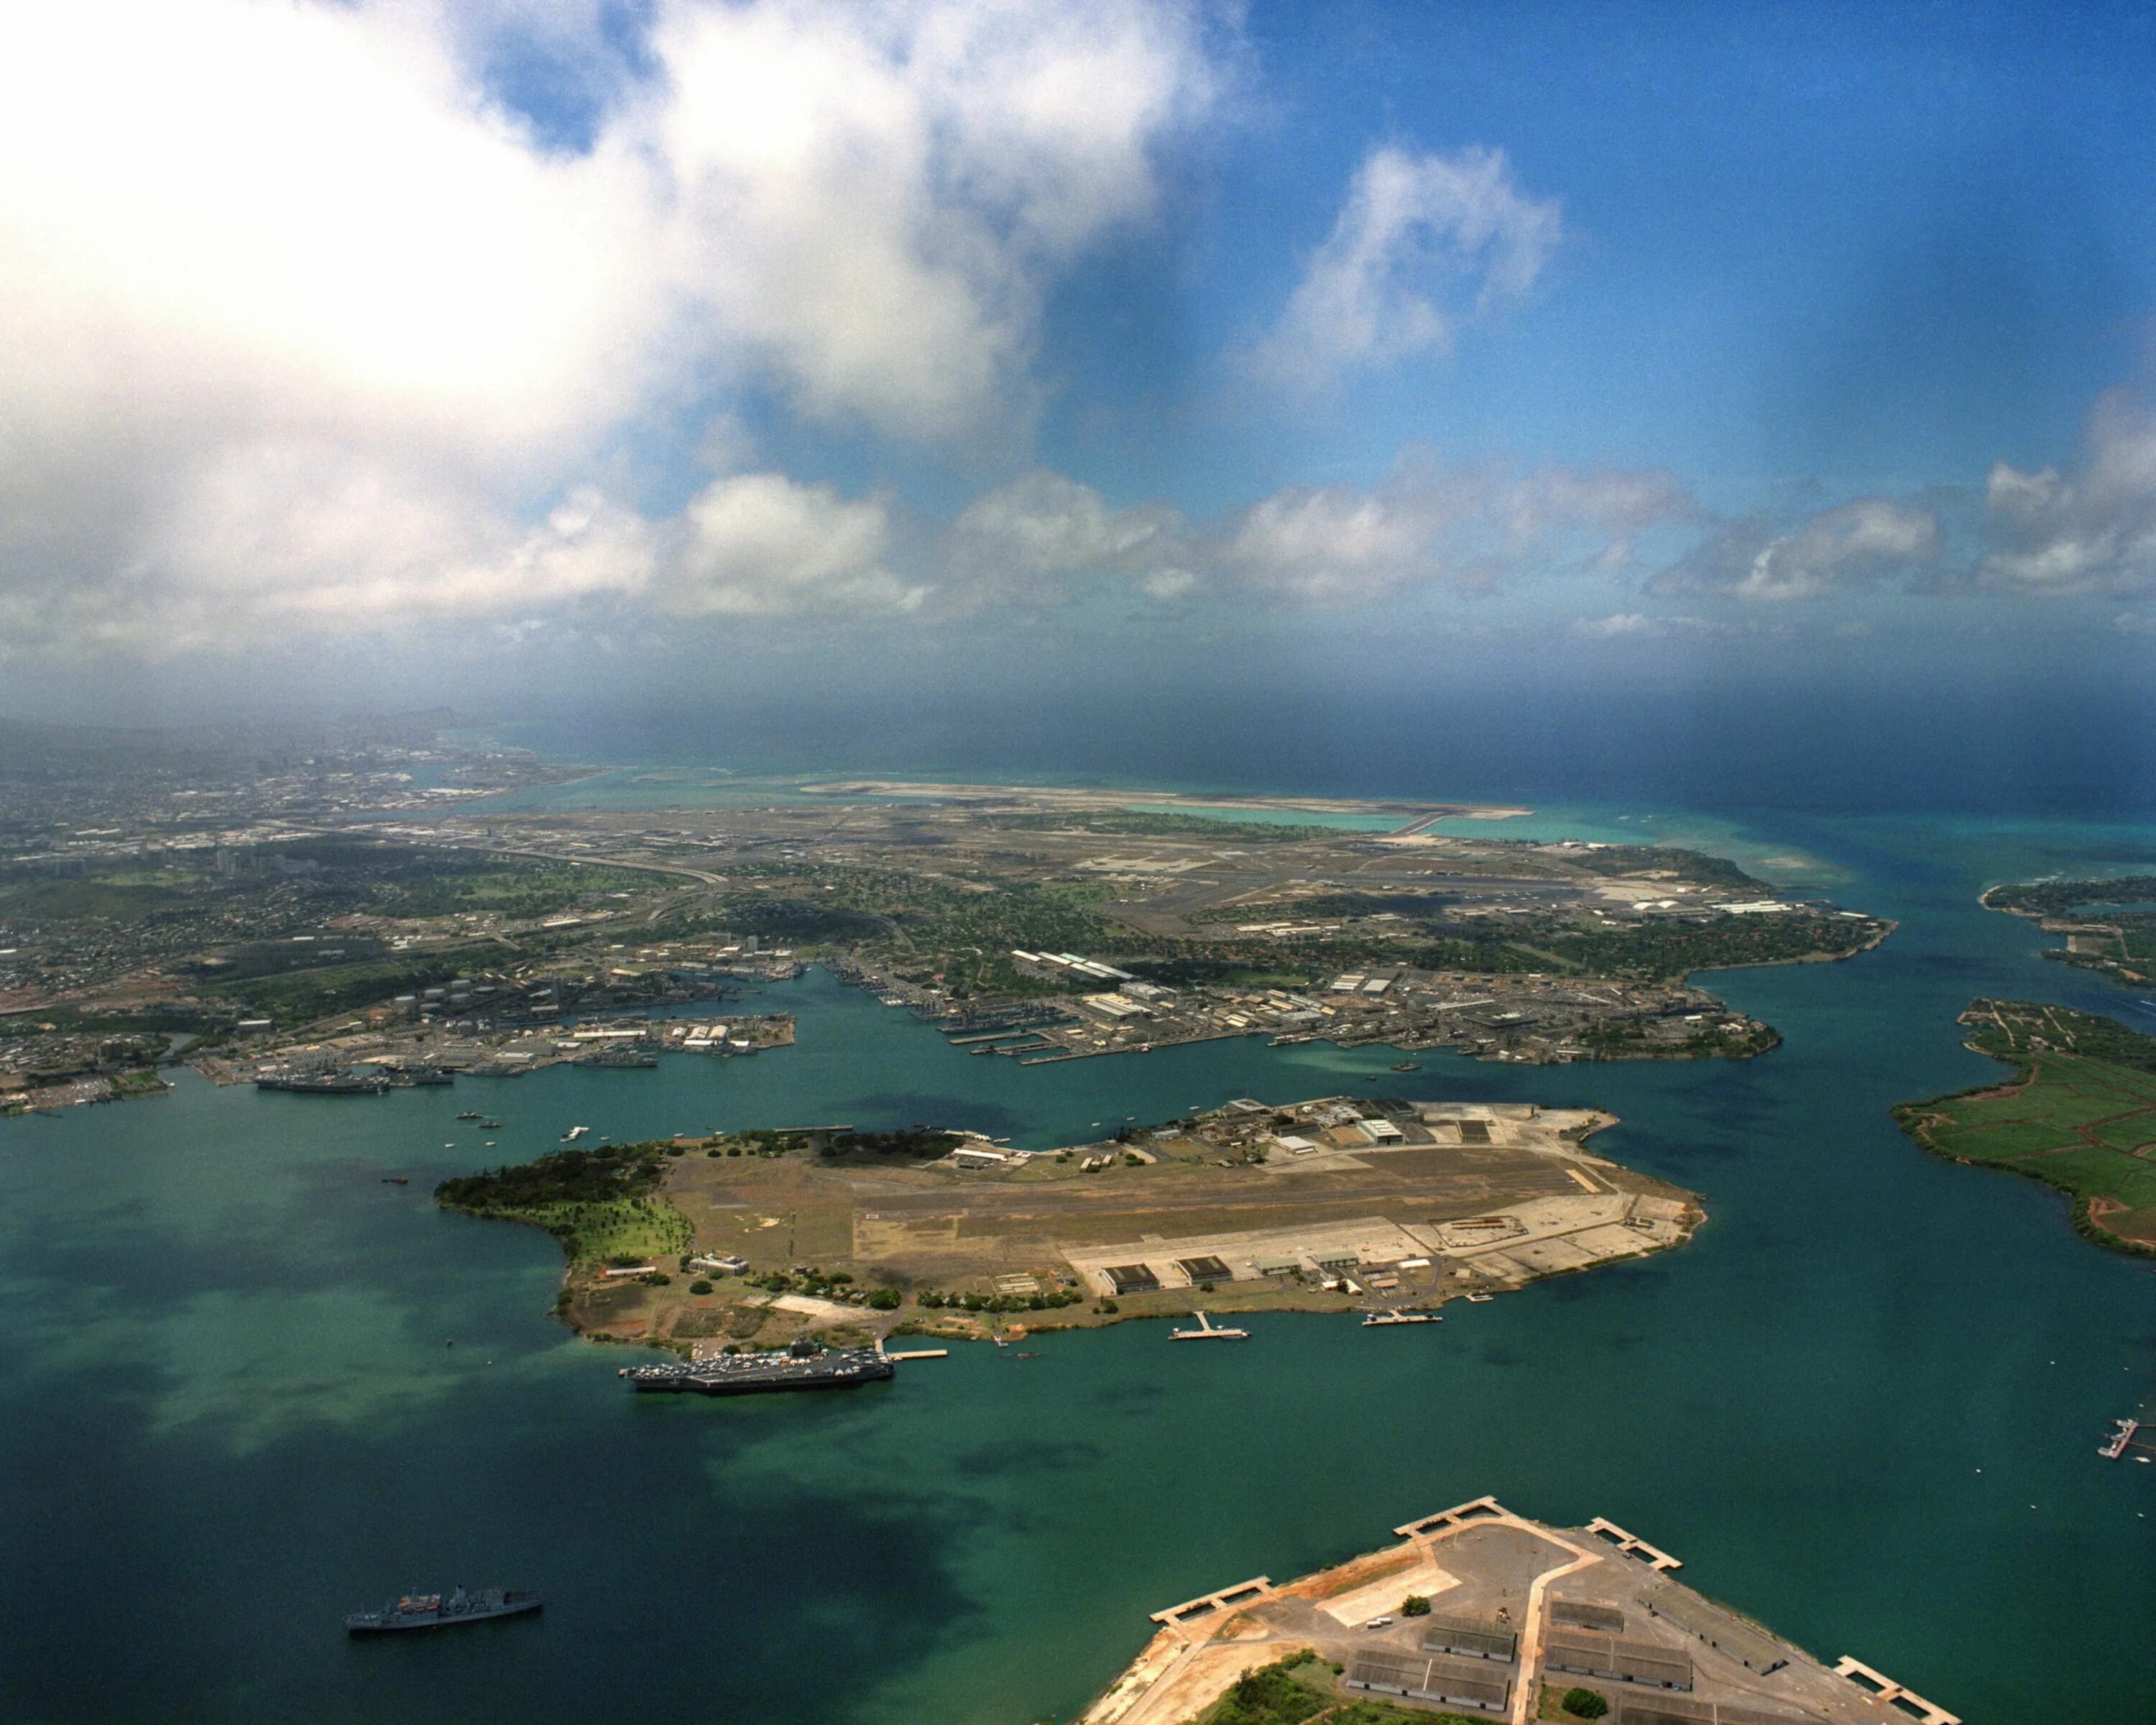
[2,0,2154,719]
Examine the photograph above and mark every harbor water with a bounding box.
[1,809,2154,1722]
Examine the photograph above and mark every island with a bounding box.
[1980,875,2156,988]
[1077,1496,1956,1725]
[1893,998,2156,1255]
[436,1093,1700,1350]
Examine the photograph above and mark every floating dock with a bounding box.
[1169,1310,1249,1340]
[2100,1417,2153,1460]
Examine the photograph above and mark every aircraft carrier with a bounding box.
[621,1335,895,1397]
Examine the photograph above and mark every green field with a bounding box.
[1894,999,2156,1254]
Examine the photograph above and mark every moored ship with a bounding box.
[620,1335,895,1397]
[346,1586,542,1634]
[256,1071,390,1095]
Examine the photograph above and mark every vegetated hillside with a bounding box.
[436,1141,691,1264]
[1893,998,2156,1255]
[1983,875,2156,918]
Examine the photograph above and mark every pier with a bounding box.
[1392,1494,1508,1538]
[1147,1577,1274,1629]
[1832,1656,1962,1724]
[2099,1417,2153,1460]
[1585,1514,1682,1570]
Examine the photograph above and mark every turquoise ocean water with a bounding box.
[4,806,2155,1723]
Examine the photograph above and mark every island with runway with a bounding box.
[1081,1496,1958,1725]
[436,1092,1701,1351]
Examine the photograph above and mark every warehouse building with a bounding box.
[1102,1264,1160,1295]
[1542,1629,1694,1691]
[1420,1614,1519,1662]
[1616,1701,1811,1725]
[1343,1650,1511,1714]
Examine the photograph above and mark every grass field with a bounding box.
[1894,999,2156,1254]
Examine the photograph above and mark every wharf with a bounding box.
[2100,1417,2153,1460]
[1084,1497,1956,1725]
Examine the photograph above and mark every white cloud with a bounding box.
[1251,144,1560,387]
[1204,452,1686,602]
[1651,497,1940,602]
[1981,389,2156,594]
[1569,612,1777,640]
[1572,612,1661,638]
[940,469,1181,602]
[922,451,1690,610]
[0,0,1222,651]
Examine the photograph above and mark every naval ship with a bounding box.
[346,1586,543,1634]
[256,1071,390,1095]
[621,1335,895,1397]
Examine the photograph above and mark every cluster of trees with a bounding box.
[745,1266,897,1310]
[916,1288,1084,1313]
[436,1142,667,1213]
[1986,875,2156,918]
[1961,998,2156,1074]
[824,1128,964,1158]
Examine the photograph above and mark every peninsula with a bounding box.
[1981,875,2156,988]
[1082,1496,1956,1725]
[1,740,1894,1110]
[1894,998,2156,1254]
[436,1095,1701,1350]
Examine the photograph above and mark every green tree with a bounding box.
[1401,1594,1430,1616]
[1562,1688,1609,1719]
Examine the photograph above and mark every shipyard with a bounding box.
[1084,1497,1959,1725]
[3,770,1887,1114]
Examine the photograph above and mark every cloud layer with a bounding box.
[0,0,1221,650]
[1251,144,1561,387]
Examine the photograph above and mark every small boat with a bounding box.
[561,1126,589,1142]
[1390,1061,1420,1072]
[1464,1293,1494,1304]
[346,1586,542,1634]
[457,1112,483,1121]
[1170,1310,1249,1341]
[479,1120,502,1131]
[381,1176,410,1186]
[1362,1310,1437,1327]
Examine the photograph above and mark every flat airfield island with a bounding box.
[436,1094,1699,1348]
[1084,1496,1957,1725]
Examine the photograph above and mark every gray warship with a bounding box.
[621,1335,895,1397]
[346,1586,543,1634]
